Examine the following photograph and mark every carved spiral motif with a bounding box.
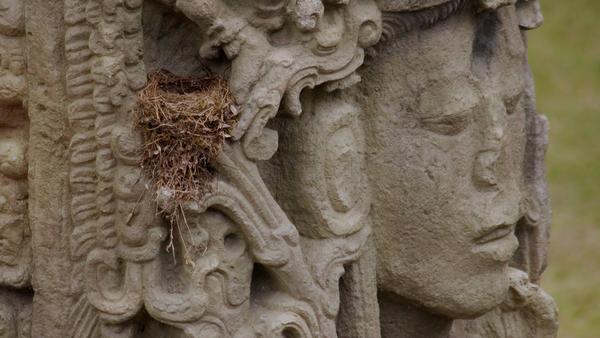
[269,96,370,238]
[66,0,380,337]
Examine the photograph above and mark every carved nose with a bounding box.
[473,97,507,188]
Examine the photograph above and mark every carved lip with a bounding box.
[472,221,518,262]
[474,222,517,245]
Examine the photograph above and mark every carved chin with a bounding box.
[378,265,511,319]
[424,270,511,319]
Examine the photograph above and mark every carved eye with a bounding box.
[418,77,480,136]
[419,109,473,136]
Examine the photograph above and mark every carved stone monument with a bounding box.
[0,0,557,337]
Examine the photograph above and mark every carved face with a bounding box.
[362,7,528,318]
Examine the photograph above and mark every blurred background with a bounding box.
[528,0,600,337]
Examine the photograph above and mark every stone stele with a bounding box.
[0,0,558,337]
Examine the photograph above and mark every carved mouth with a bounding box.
[473,222,519,263]
[474,223,516,245]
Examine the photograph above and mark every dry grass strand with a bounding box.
[135,70,238,262]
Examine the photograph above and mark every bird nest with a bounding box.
[135,70,238,222]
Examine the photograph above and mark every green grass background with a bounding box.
[528,1,600,337]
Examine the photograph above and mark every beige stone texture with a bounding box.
[0,0,557,337]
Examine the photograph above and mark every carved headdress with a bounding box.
[377,0,542,30]
[376,0,542,52]
[57,0,549,337]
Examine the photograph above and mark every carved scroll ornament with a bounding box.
[65,0,382,337]
[0,0,554,337]
[0,2,31,337]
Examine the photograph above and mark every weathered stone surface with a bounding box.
[0,0,557,337]
[0,1,32,336]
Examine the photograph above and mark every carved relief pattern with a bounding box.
[0,0,29,290]
[65,0,164,336]
[65,0,382,337]
[0,0,554,337]
[0,0,32,336]
[0,105,29,289]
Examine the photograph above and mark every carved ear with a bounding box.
[516,0,543,29]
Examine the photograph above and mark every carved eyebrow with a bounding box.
[380,0,470,43]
